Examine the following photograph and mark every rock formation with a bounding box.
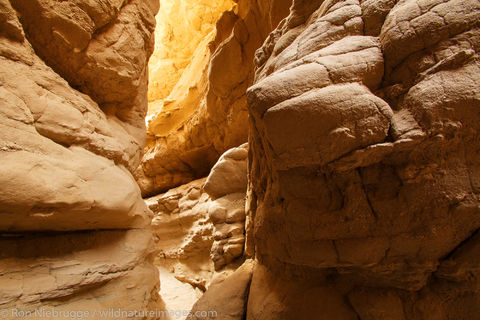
[245,0,480,318]
[189,260,254,320]
[146,144,248,312]
[147,178,214,292]
[0,0,160,315]
[147,0,235,109]
[2,0,479,318]
[137,0,292,196]
[204,143,248,270]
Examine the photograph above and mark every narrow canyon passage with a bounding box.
[0,0,480,319]
[142,0,291,316]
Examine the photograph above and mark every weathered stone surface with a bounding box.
[146,144,248,310]
[0,0,156,231]
[208,192,246,270]
[247,263,358,320]
[189,260,254,320]
[137,0,292,196]
[0,230,159,314]
[204,143,248,200]
[148,0,236,108]
[205,144,248,270]
[0,0,160,313]
[157,265,204,320]
[11,0,159,151]
[246,0,480,317]
[3,0,479,316]
[147,178,215,292]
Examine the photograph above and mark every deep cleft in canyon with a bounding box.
[0,0,480,319]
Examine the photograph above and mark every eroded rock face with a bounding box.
[0,230,158,314]
[147,0,235,109]
[146,144,248,304]
[189,260,254,320]
[147,178,214,291]
[246,0,480,318]
[137,0,292,196]
[0,0,160,313]
[11,0,158,142]
[204,143,248,270]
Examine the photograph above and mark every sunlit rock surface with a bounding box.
[148,0,235,108]
[137,0,292,196]
[145,144,248,312]
[189,260,254,320]
[0,0,160,314]
[2,0,479,317]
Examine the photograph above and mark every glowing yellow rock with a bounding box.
[148,0,235,112]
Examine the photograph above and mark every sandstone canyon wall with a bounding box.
[245,0,480,318]
[147,0,235,113]
[146,143,249,313]
[1,0,479,318]
[137,0,292,197]
[0,0,160,316]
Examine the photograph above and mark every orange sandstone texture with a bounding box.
[245,0,480,318]
[147,0,236,107]
[0,0,160,314]
[137,0,292,197]
[146,144,249,297]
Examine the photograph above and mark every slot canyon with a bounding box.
[0,0,479,319]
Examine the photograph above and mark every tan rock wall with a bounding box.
[246,0,480,318]
[147,178,214,291]
[0,0,160,315]
[146,144,248,308]
[137,0,292,197]
[0,230,159,315]
[148,0,235,107]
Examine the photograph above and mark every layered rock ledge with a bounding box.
[0,0,160,314]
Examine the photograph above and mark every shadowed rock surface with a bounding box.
[246,0,480,318]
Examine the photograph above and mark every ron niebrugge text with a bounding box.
[0,308,218,319]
